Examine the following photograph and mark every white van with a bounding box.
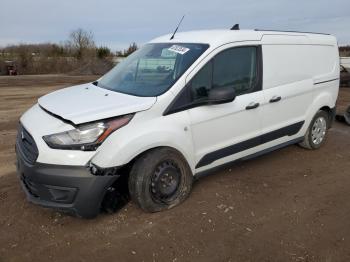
[16,29,339,218]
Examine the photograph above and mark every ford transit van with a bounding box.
[16,29,339,218]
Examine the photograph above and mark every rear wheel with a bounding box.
[299,110,329,150]
[128,148,193,212]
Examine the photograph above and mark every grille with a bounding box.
[16,124,39,164]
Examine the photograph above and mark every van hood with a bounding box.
[38,83,157,125]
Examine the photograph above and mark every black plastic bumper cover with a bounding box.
[15,148,119,218]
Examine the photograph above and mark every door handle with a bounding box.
[269,96,282,103]
[246,102,260,110]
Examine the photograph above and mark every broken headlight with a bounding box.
[43,114,133,151]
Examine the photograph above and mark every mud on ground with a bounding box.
[0,75,350,262]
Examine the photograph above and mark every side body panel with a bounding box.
[259,34,339,151]
[189,91,264,170]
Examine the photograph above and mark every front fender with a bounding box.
[90,111,196,172]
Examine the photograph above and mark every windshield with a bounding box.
[97,43,209,97]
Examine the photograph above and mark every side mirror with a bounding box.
[208,87,236,104]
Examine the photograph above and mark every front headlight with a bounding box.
[43,114,133,151]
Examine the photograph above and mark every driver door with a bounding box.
[188,46,264,170]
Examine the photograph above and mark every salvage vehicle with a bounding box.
[16,28,340,218]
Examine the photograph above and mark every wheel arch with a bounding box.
[99,145,194,213]
[305,91,336,129]
[122,145,193,172]
[319,105,336,126]
[92,135,196,173]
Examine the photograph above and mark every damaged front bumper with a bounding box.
[16,147,120,218]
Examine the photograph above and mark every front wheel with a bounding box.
[128,148,193,212]
[299,110,329,150]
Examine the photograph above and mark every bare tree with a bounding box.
[17,45,33,71]
[67,28,95,59]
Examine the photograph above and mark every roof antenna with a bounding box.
[231,24,240,30]
[170,15,185,40]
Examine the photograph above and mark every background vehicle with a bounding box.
[16,29,339,218]
[5,61,18,75]
[340,65,350,87]
[340,57,350,70]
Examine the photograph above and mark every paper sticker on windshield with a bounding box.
[168,45,190,55]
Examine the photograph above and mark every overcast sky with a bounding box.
[0,0,349,50]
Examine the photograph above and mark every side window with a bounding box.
[164,46,261,115]
[213,47,257,95]
[190,62,212,101]
[190,46,258,102]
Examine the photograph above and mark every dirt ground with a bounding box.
[0,75,350,262]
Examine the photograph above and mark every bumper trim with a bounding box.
[16,154,119,218]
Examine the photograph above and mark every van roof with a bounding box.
[150,29,337,47]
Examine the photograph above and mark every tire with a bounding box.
[128,147,193,212]
[299,110,329,150]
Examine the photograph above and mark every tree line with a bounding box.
[1,29,349,75]
[0,28,138,75]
